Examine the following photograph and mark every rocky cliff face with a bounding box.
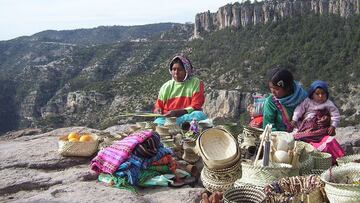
[194,0,360,38]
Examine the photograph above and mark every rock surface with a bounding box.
[194,0,360,38]
[0,126,205,203]
[1,124,360,202]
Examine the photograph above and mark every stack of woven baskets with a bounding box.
[197,127,241,192]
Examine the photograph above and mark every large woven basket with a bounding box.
[264,175,325,203]
[224,185,266,203]
[58,134,99,157]
[201,169,235,193]
[312,151,332,170]
[197,128,239,169]
[202,158,242,183]
[320,163,360,203]
[336,154,360,166]
[235,160,298,187]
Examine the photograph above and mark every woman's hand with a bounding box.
[163,109,187,117]
[154,108,162,115]
[164,110,177,117]
[328,126,336,136]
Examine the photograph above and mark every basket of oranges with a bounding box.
[58,132,99,157]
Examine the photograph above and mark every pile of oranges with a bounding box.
[67,132,93,142]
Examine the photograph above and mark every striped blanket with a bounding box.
[90,130,153,174]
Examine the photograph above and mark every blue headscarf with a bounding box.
[276,81,308,107]
[308,80,329,98]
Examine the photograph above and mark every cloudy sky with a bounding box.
[0,0,235,40]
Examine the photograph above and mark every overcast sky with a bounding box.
[0,0,236,41]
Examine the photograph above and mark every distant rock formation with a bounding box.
[194,0,360,38]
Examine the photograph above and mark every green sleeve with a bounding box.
[262,96,279,131]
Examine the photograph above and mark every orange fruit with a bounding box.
[68,132,80,140]
[68,137,79,142]
[79,134,93,142]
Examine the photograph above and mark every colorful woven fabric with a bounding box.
[154,77,205,115]
[294,109,331,142]
[114,145,174,186]
[90,131,152,174]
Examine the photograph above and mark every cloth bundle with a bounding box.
[91,130,176,188]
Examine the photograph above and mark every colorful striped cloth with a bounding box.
[90,131,153,174]
[115,147,174,185]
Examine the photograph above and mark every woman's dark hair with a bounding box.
[170,58,184,71]
[267,68,294,92]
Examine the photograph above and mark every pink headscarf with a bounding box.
[169,54,194,81]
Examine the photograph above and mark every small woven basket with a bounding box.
[264,175,325,203]
[312,151,332,170]
[197,127,239,170]
[336,154,360,166]
[240,126,263,146]
[224,185,266,203]
[58,134,99,157]
[320,163,360,203]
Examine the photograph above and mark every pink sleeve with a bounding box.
[328,101,340,127]
[292,98,308,122]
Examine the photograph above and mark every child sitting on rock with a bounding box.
[292,80,344,163]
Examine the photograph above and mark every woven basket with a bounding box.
[236,160,298,187]
[224,185,266,203]
[197,128,239,169]
[58,134,99,157]
[320,163,360,203]
[336,154,360,166]
[312,151,332,170]
[202,159,242,183]
[240,126,263,146]
[264,175,325,203]
[201,169,235,193]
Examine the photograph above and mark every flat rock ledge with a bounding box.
[1,125,359,203]
[0,126,205,203]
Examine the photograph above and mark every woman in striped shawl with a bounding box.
[153,54,207,126]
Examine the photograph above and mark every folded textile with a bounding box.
[90,131,153,174]
[115,147,174,185]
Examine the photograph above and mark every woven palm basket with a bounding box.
[312,151,332,170]
[336,154,360,166]
[202,158,242,183]
[58,134,99,157]
[201,169,235,193]
[197,127,239,170]
[224,185,266,203]
[239,126,263,146]
[264,175,325,203]
[235,160,298,187]
[320,163,360,203]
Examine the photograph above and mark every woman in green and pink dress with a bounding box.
[263,68,344,163]
[153,55,207,126]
